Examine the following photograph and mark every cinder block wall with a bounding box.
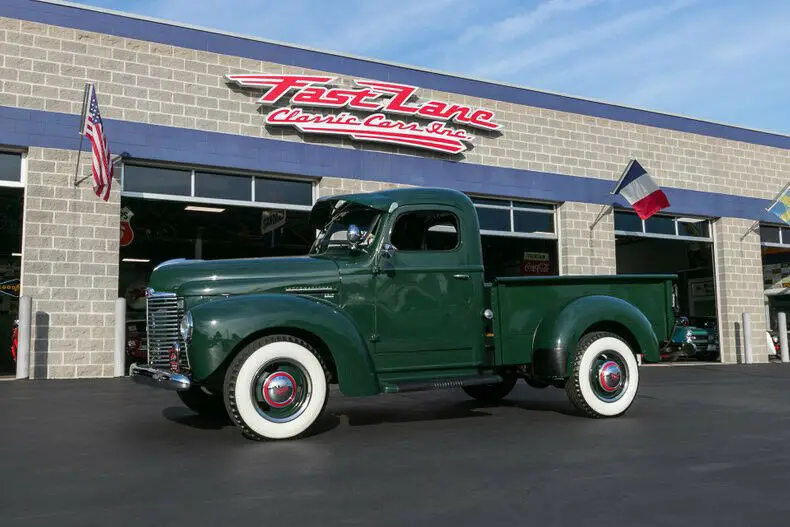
[558,202,617,276]
[22,147,120,378]
[713,218,768,363]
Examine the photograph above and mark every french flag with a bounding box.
[612,159,670,220]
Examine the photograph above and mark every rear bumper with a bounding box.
[130,363,192,391]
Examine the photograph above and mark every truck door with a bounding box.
[373,205,483,375]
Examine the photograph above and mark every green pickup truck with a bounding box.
[131,188,675,440]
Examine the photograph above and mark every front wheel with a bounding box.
[223,335,329,441]
[565,331,639,418]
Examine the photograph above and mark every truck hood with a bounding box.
[147,256,340,297]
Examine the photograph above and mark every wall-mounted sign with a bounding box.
[225,74,502,155]
[261,210,286,235]
[0,278,20,298]
[120,206,134,247]
[521,252,552,276]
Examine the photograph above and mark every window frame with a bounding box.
[120,160,316,212]
[0,150,26,189]
[760,222,790,248]
[613,208,713,243]
[387,207,462,253]
[467,194,558,240]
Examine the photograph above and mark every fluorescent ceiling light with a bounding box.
[185,205,225,213]
[676,217,705,223]
[11,252,21,257]
[123,258,150,263]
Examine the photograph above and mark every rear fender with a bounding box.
[531,295,659,379]
[187,294,379,396]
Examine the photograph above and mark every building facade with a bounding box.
[1,0,789,379]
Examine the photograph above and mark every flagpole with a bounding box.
[589,203,611,231]
[741,180,790,239]
[610,158,636,196]
[73,83,91,187]
[590,159,634,231]
[765,181,790,213]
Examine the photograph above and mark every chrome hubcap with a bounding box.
[598,360,623,393]
[262,372,297,408]
[252,359,312,423]
[589,352,628,402]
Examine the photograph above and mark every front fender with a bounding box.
[187,294,379,396]
[531,295,660,378]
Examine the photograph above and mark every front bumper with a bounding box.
[130,363,192,391]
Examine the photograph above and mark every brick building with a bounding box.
[1,0,789,379]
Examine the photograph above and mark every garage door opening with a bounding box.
[469,196,559,281]
[614,210,719,363]
[118,163,316,369]
[0,153,24,377]
[760,223,790,360]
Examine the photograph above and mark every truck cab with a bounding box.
[131,187,675,441]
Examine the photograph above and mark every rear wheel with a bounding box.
[223,335,329,441]
[566,331,639,418]
[462,374,518,404]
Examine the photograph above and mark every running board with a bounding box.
[382,374,503,394]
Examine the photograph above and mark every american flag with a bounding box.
[82,84,113,201]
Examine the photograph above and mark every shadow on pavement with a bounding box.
[162,406,231,430]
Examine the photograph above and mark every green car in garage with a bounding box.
[131,187,677,440]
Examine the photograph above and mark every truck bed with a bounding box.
[486,274,676,366]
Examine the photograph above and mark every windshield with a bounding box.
[309,202,382,255]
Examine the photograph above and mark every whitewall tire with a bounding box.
[565,331,639,418]
[224,335,329,440]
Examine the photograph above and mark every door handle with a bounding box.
[453,274,470,280]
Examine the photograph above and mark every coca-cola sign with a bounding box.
[225,74,502,154]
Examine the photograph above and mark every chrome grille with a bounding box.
[145,292,189,370]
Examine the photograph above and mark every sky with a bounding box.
[72,0,790,135]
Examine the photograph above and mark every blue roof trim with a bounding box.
[3,0,790,152]
[0,104,777,223]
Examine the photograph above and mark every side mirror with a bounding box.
[347,224,361,245]
[380,243,396,259]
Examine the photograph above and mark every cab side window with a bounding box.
[390,210,459,251]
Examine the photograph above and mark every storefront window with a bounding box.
[614,211,642,232]
[195,172,251,201]
[470,195,556,236]
[645,215,676,235]
[514,210,554,233]
[255,177,312,206]
[123,165,191,196]
[760,225,782,244]
[476,207,509,231]
[615,210,712,240]
[0,153,22,182]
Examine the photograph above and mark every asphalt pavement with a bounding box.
[2,363,790,526]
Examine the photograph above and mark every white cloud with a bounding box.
[457,0,613,44]
[468,0,699,79]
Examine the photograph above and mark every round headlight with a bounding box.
[179,311,193,342]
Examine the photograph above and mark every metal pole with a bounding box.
[779,312,789,363]
[73,83,91,187]
[15,295,32,380]
[114,297,126,377]
[742,312,753,364]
